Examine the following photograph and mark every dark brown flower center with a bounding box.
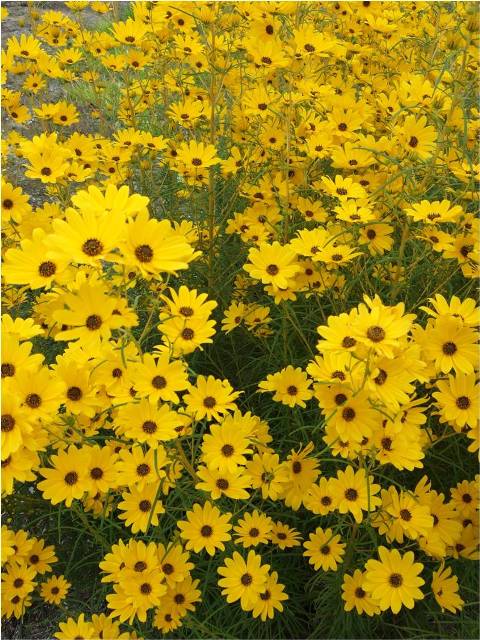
[82,238,103,256]
[152,375,167,389]
[1,414,15,432]
[287,385,298,396]
[181,328,194,340]
[134,561,147,572]
[456,396,470,409]
[320,544,330,555]
[367,326,385,342]
[345,488,358,501]
[38,261,56,277]
[1,363,15,377]
[266,264,279,276]
[200,524,213,537]
[203,396,216,408]
[67,386,82,401]
[399,508,412,521]
[221,444,234,457]
[292,460,302,474]
[241,572,253,586]
[90,467,103,479]
[216,478,229,490]
[26,393,41,408]
[142,420,157,434]
[408,136,418,148]
[342,407,356,421]
[355,586,366,598]
[139,500,151,512]
[162,562,174,574]
[64,471,78,485]
[442,341,457,355]
[342,336,356,348]
[86,314,102,330]
[137,463,150,476]
[389,573,403,587]
[135,244,154,263]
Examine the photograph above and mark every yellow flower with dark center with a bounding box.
[218,550,270,611]
[363,547,424,614]
[248,570,289,621]
[117,483,164,534]
[258,365,313,408]
[54,613,95,640]
[178,501,232,556]
[157,543,194,588]
[433,373,479,429]
[184,375,240,422]
[244,241,300,291]
[303,526,345,571]
[133,353,189,404]
[341,569,381,616]
[116,445,167,491]
[37,445,91,507]
[432,564,464,613]
[116,398,181,444]
[120,212,198,277]
[331,466,381,524]
[234,510,272,548]
[201,419,253,473]
[422,316,479,375]
[195,465,251,501]
[40,574,71,605]
[396,114,437,159]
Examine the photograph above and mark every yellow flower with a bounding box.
[178,501,232,556]
[217,550,270,611]
[184,375,240,422]
[341,570,381,616]
[363,547,424,614]
[331,466,381,524]
[258,365,313,408]
[432,564,464,613]
[117,483,164,534]
[244,241,300,291]
[40,575,71,605]
[303,526,345,571]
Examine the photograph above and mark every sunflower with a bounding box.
[1,394,33,460]
[304,477,336,516]
[269,521,302,549]
[157,543,194,587]
[201,419,253,473]
[1,180,32,224]
[363,547,424,614]
[244,241,300,290]
[176,140,220,173]
[341,569,381,616]
[107,573,166,624]
[117,483,164,534]
[120,212,198,277]
[37,445,91,507]
[183,375,240,422]
[1,562,37,600]
[422,316,478,375]
[116,398,181,444]
[385,489,434,541]
[449,478,478,517]
[245,452,289,500]
[431,564,464,613]
[405,199,463,224]
[25,537,57,575]
[8,365,63,422]
[54,613,95,640]
[396,114,437,159]
[53,282,120,346]
[116,445,167,491]
[281,442,320,510]
[40,575,71,605]
[234,511,272,548]
[433,373,478,428]
[162,575,202,619]
[258,365,313,408]
[320,175,368,201]
[157,315,217,356]
[331,466,381,524]
[46,206,125,267]
[195,465,251,501]
[303,527,345,571]
[217,550,270,611]
[133,353,189,404]
[177,501,232,556]
[248,570,288,621]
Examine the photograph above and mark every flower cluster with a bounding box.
[1,1,478,638]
